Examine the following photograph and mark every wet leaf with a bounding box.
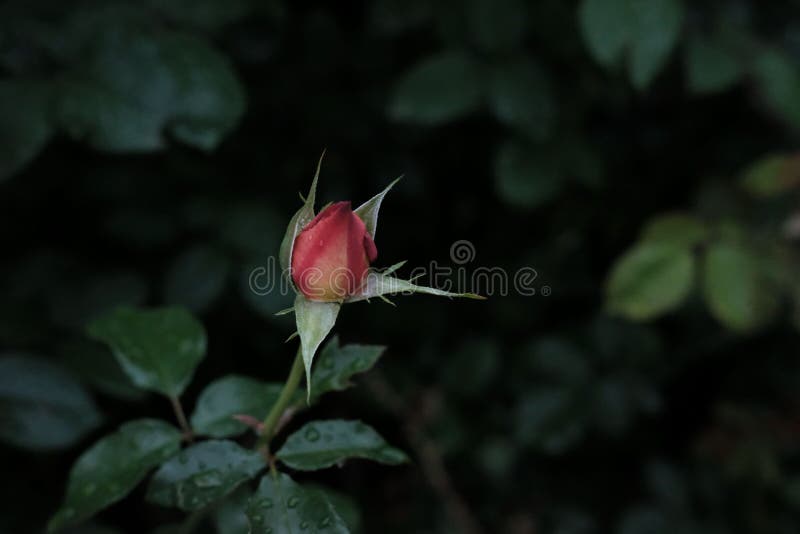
[48,419,182,532]
[146,440,265,511]
[190,375,282,438]
[307,336,385,403]
[276,419,408,471]
[246,472,349,533]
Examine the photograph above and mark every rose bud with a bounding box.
[291,201,378,301]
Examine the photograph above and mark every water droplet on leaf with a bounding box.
[304,427,321,442]
[191,470,223,488]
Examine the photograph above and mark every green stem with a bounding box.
[256,346,304,448]
[169,395,193,442]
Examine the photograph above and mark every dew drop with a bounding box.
[319,516,332,528]
[191,470,223,488]
[304,426,320,442]
[287,495,300,508]
[251,514,263,524]
[299,521,309,530]
[260,498,273,509]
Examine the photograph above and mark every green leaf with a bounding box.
[578,0,632,67]
[213,488,250,534]
[606,243,695,320]
[146,440,265,511]
[302,485,362,533]
[346,272,484,302]
[87,306,207,397]
[702,242,780,332]
[276,419,408,471]
[294,294,341,400]
[278,154,323,273]
[164,245,231,313]
[60,340,146,402]
[190,375,282,438]
[48,419,182,532]
[57,29,245,152]
[354,177,401,239]
[494,140,563,208]
[246,472,349,534]
[740,153,800,198]
[487,58,556,141]
[307,336,385,402]
[639,213,709,248]
[0,355,102,451]
[0,80,53,181]
[628,0,684,90]
[752,48,800,129]
[388,50,482,125]
[685,34,743,94]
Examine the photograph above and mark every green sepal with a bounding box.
[294,294,341,401]
[346,271,485,303]
[278,151,324,275]
[354,176,402,239]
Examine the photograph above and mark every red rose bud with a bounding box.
[291,201,378,301]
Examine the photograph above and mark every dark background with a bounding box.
[2,0,800,533]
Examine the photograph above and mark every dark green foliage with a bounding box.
[2,1,800,533]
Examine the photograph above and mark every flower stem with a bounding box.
[169,395,193,442]
[256,346,305,449]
